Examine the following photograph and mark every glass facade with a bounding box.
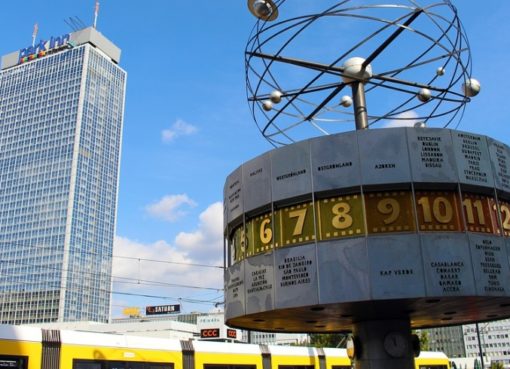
[0,42,126,324]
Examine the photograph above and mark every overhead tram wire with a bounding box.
[0,260,224,293]
[0,241,225,307]
[0,257,224,293]
[0,240,224,269]
[0,274,221,305]
[112,276,221,291]
[116,255,223,270]
[113,291,223,305]
[0,268,221,305]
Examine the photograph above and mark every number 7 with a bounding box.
[289,208,307,236]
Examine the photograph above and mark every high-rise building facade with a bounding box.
[463,320,510,367]
[0,27,126,324]
[427,326,466,358]
[426,320,510,366]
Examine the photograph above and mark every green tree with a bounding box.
[490,362,504,369]
[418,330,429,351]
[474,358,481,369]
[309,334,348,348]
[412,330,429,351]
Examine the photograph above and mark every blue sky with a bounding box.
[0,1,509,318]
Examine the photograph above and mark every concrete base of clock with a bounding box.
[353,319,415,369]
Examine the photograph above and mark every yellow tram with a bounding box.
[0,325,449,369]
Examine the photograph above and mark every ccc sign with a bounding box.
[227,329,237,339]
[200,329,220,338]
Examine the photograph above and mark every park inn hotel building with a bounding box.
[0,27,126,323]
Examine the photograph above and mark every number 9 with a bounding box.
[377,198,400,225]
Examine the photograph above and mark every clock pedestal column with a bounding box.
[353,319,415,369]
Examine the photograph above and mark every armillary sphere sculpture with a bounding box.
[246,0,480,146]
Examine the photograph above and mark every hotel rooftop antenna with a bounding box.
[63,16,86,32]
[64,18,80,32]
[71,16,87,30]
[31,23,38,47]
[93,0,100,29]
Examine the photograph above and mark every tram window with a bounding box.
[108,363,125,369]
[73,360,173,369]
[204,364,256,369]
[332,366,351,369]
[0,356,28,369]
[279,365,314,369]
[74,363,101,369]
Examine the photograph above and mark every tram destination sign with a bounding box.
[145,304,181,315]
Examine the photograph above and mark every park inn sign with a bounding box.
[18,33,70,63]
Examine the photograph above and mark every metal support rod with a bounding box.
[362,9,423,69]
[352,82,368,130]
[476,323,485,369]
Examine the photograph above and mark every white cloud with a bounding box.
[162,119,197,142]
[113,236,192,286]
[382,110,420,128]
[174,202,223,263]
[146,194,196,222]
[112,202,225,315]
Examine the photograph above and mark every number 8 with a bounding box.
[332,202,353,229]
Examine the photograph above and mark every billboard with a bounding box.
[145,304,180,315]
